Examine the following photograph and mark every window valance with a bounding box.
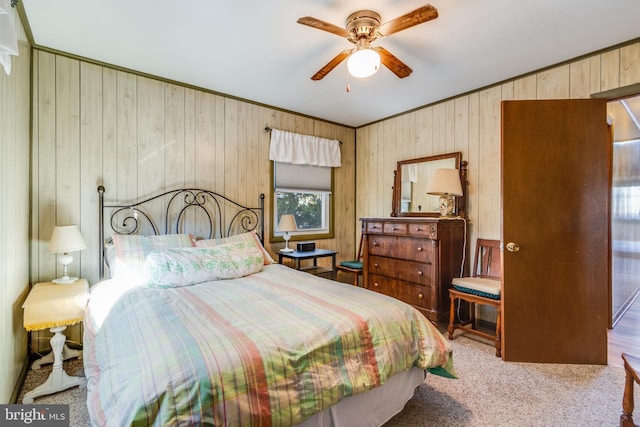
[268,129,341,167]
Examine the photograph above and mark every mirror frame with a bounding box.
[391,152,468,218]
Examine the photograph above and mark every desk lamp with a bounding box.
[426,168,463,217]
[278,214,297,253]
[48,225,87,284]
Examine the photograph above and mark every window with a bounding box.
[612,138,640,221]
[271,161,334,241]
[612,185,640,221]
[267,128,340,242]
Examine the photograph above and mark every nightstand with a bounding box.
[22,279,89,403]
[278,249,337,279]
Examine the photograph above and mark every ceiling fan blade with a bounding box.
[375,47,412,78]
[311,50,352,81]
[297,16,350,37]
[378,4,438,36]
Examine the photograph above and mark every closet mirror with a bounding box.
[391,152,467,217]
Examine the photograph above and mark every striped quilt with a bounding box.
[84,264,454,426]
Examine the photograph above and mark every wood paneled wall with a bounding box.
[0,14,31,403]
[26,39,640,349]
[30,50,355,350]
[355,41,640,321]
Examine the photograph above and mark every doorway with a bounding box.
[608,94,640,328]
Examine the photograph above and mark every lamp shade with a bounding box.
[347,49,381,78]
[48,225,87,254]
[277,214,298,233]
[426,168,463,196]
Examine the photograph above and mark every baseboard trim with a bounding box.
[10,355,32,404]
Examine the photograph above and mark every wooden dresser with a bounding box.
[361,217,466,324]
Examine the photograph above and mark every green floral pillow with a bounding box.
[143,241,264,288]
[195,231,275,265]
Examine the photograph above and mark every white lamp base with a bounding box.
[281,233,294,253]
[53,253,77,284]
[52,276,78,285]
[438,195,456,217]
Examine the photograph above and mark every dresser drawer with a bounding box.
[367,255,397,278]
[368,256,432,286]
[369,236,432,263]
[396,282,432,309]
[383,222,407,235]
[366,274,396,297]
[407,222,438,239]
[395,259,433,286]
[366,221,385,234]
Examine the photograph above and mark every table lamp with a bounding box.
[278,214,297,253]
[426,168,463,217]
[48,225,87,284]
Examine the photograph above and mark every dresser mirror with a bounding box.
[391,152,467,218]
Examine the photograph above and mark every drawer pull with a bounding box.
[372,241,379,247]
[374,263,379,268]
[418,293,424,299]
[417,247,423,252]
[417,270,423,276]
[393,227,399,231]
[374,282,379,288]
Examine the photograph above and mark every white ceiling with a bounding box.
[20,0,640,128]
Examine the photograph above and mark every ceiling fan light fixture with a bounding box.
[347,48,380,78]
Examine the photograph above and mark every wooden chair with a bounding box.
[448,238,502,357]
[621,352,640,427]
[336,234,363,286]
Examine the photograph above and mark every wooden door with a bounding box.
[501,99,610,364]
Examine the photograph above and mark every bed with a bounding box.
[84,186,456,426]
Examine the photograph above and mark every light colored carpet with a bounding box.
[385,336,629,427]
[18,335,630,426]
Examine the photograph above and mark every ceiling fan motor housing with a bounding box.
[346,10,381,43]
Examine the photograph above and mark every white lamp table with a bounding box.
[22,279,89,403]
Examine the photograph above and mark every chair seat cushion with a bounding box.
[452,277,501,300]
[339,261,363,270]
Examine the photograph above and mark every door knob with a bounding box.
[506,242,520,252]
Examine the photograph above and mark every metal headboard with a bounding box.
[98,185,265,280]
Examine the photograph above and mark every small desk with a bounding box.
[22,279,89,403]
[278,249,337,279]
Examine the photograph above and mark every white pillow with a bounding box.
[110,233,195,280]
[143,241,264,288]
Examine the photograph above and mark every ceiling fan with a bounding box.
[297,4,438,81]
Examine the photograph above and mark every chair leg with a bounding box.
[470,302,477,329]
[448,296,456,339]
[495,306,502,358]
[621,362,636,427]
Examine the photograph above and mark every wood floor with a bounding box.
[608,292,640,367]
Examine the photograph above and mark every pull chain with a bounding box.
[346,66,351,92]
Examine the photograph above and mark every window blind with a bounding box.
[274,162,332,193]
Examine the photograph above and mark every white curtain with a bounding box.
[403,164,418,183]
[268,129,341,167]
[0,0,19,76]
